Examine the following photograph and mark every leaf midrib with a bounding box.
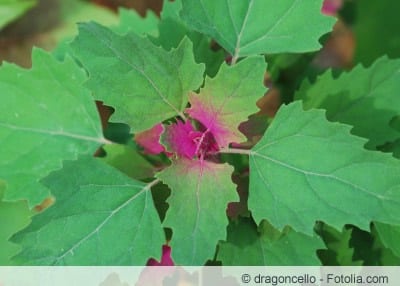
[52,183,150,264]
[84,24,183,118]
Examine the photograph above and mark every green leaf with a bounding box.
[113,8,159,36]
[12,157,164,265]
[0,0,36,29]
[249,101,400,235]
[101,144,155,180]
[187,56,267,147]
[374,223,400,258]
[180,0,335,61]
[218,217,323,265]
[154,0,225,77]
[371,223,400,265]
[55,0,119,42]
[51,0,119,61]
[353,0,400,66]
[0,183,31,265]
[71,22,205,132]
[0,49,105,207]
[295,57,400,149]
[316,223,363,266]
[155,0,189,50]
[157,159,236,265]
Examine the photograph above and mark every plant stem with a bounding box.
[145,178,161,190]
[178,111,187,121]
[102,138,113,145]
[230,54,239,65]
[218,147,253,155]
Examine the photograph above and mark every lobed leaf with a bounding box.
[180,0,336,61]
[187,56,267,147]
[218,218,323,265]
[157,159,236,265]
[316,223,363,266]
[12,157,164,265]
[0,49,105,207]
[249,101,400,235]
[295,56,400,149]
[71,22,205,132]
[374,222,400,259]
[154,0,225,77]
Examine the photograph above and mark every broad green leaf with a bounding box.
[51,0,119,61]
[374,223,400,258]
[316,223,362,266]
[54,0,118,42]
[187,56,267,147]
[0,49,105,206]
[0,0,36,29]
[180,0,335,61]
[157,159,236,265]
[113,8,159,36]
[71,22,205,132]
[218,218,323,265]
[155,0,188,49]
[101,144,155,180]
[154,0,225,77]
[0,183,31,265]
[295,57,400,149]
[249,101,400,235]
[353,0,400,66]
[12,157,164,265]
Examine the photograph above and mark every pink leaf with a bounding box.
[185,57,267,148]
[322,0,342,15]
[146,244,174,266]
[186,93,241,148]
[135,123,165,155]
[163,120,199,158]
[136,245,175,286]
[162,120,218,159]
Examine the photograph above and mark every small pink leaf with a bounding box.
[135,124,165,155]
[186,57,267,148]
[186,93,238,148]
[322,0,342,15]
[136,245,175,286]
[146,244,174,266]
[162,119,219,159]
[162,120,198,158]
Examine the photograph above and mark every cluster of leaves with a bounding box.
[1,0,400,266]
